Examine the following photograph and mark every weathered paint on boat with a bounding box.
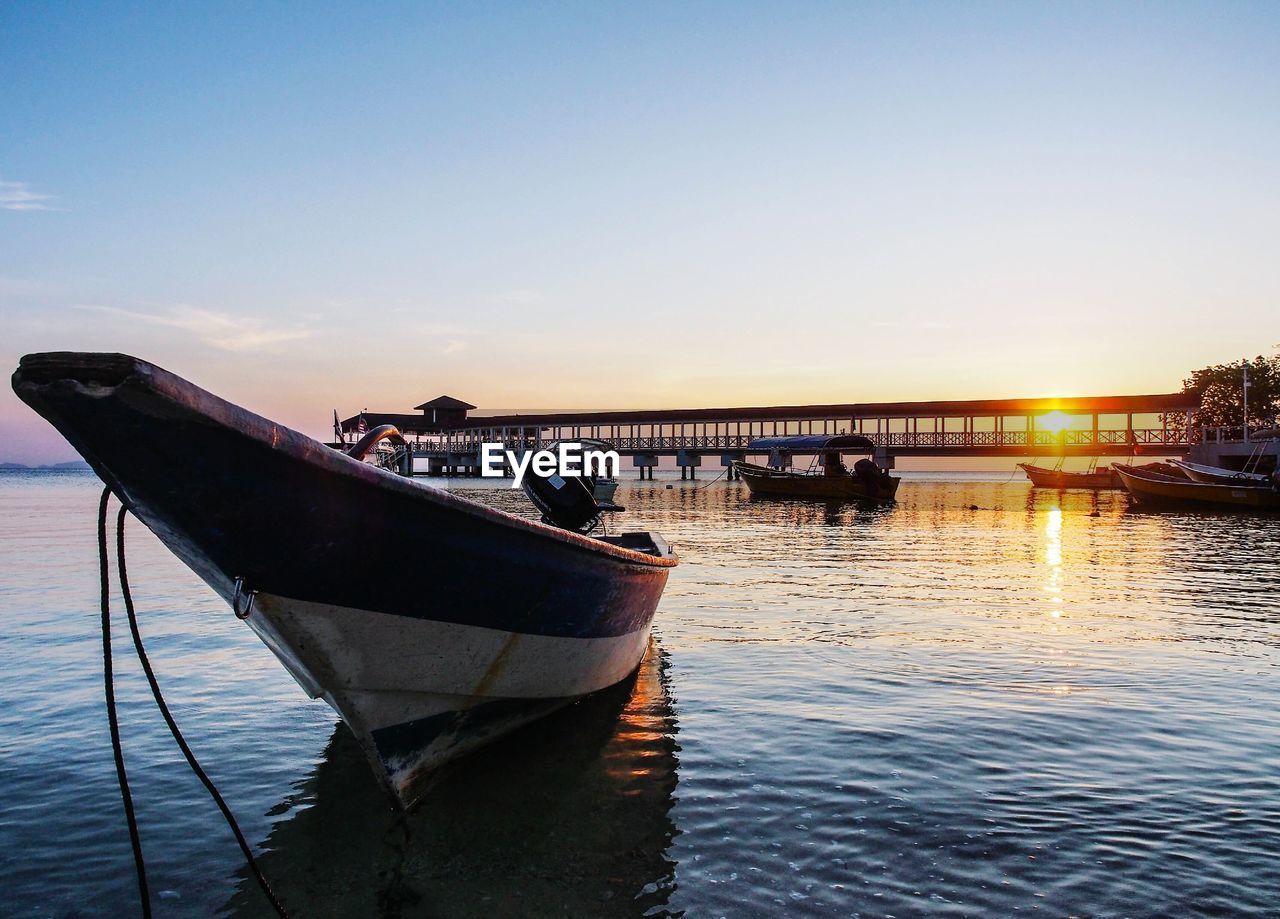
[734,460,900,501]
[1115,465,1280,510]
[1018,463,1122,489]
[11,352,677,808]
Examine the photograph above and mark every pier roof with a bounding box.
[341,392,1197,436]
[454,392,1198,429]
[413,395,476,411]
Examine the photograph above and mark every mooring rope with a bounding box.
[692,467,729,490]
[99,488,289,917]
[98,487,151,917]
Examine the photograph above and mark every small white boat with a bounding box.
[1170,460,1271,487]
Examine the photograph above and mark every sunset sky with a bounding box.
[3,2,1278,464]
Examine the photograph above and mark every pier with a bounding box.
[341,392,1204,477]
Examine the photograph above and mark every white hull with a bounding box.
[248,592,653,806]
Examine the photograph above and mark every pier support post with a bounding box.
[633,453,658,480]
[676,450,701,482]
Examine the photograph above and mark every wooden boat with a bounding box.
[1115,464,1280,510]
[1018,462,1121,489]
[1170,459,1271,487]
[735,435,900,501]
[12,352,677,808]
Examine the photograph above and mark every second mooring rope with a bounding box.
[98,488,151,917]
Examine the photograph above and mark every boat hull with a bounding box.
[12,352,676,807]
[1115,466,1280,510]
[734,460,900,501]
[248,591,654,800]
[1018,463,1121,489]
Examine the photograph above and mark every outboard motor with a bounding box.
[522,463,604,532]
[853,457,882,495]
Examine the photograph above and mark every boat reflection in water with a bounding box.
[226,641,679,917]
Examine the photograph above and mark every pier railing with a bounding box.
[1200,425,1278,444]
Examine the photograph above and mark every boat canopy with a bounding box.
[746,434,877,453]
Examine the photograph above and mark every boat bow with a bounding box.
[13,352,677,806]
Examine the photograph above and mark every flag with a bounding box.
[333,409,342,443]
[357,414,368,435]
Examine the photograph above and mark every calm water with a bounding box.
[2,469,1278,917]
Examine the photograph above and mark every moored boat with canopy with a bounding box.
[734,434,899,501]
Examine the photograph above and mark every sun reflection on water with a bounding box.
[1044,504,1063,616]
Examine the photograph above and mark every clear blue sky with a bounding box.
[3,2,1278,463]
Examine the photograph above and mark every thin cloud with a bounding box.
[78,304,313,352]
[0,178,56,211]
[493,289,546,305]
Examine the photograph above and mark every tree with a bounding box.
[1183,353,1280,431]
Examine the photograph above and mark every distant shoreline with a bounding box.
[0,461,91,471]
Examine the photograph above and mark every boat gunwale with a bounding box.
[1112,464,1194,484]
[14,351,677,569]
[1017,462,1114,476]
[1169,459,1271,485]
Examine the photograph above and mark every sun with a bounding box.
[1037,410,1071,433]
